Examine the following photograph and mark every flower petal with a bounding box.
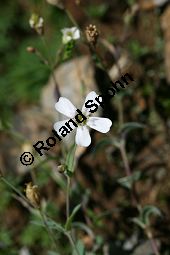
[87,117,112,133]
[72,27,80,40]
[54,119,69,134]
[55,97,77,118]
[75,126,91,147]
[82,91,99,116]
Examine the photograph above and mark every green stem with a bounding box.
[41,36,61,99]
[0,176,29,204]
[65,9,80,28]
[146,229,160,255]
[66,232,81,255]
[39,209,58,251]
[119,144,160,255]
[66,175,71,219]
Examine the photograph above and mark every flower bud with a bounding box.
[25,182,40,208]
[26,46,36,53]
[57,165,65,173]
[85,24,99,46]
[46,0,64,9]
[29,14,44,35]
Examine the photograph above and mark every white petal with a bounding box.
[55,97,77,118]
[61,28,72,44]
[54,119,69,134]
[72,27,80,40]
[75,126,91,147]
[82,91,99,116]
[87,117,112,133]
[62,35,72,44]
[61,28,69,35]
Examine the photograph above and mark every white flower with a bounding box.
[61,27,80,44]
[54,91,112,147]
[29,14,44,29]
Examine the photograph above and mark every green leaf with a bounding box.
[46,218,66,233]
[132,205,162,229]
[31,218,65,233]
[72,222,94,237]
[65,143,77,175]
[140,205,162,226]
[72,240,85,255]
[132,218,146,229]
[117,171,142,189]
[65,204,81,231]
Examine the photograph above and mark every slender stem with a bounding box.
[146,229,160,255]
[66,232,81,255]
[117,97,124,127]
[119,143,160,255]
[39,209,58,251]
[119,140,131,176]
[41,36,61,99]
[65,9,80,28]
[1,176,29,204]
[66,175,71,219]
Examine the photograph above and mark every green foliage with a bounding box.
[48,252,60,255]
[72,240,85,255]
[21,216,52,247]
[65,204,81,230]
[128,40,150,59]
[133,205,162,229]
[118,171,142,189]
[63,40,75,60]
[0,0,69,124]
[65,143,77,176]
[0,182,11,213]
[86,4,109,19]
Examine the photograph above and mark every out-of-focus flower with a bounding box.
[46,0,64,9]
[26,46,36,53]
[75,0,81,5]
[54,91,112,147]
[85,24,99,46]
[29,14,44,35]
[25,182,40,208]
[61,27,80,44]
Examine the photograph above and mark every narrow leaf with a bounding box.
[118,171,142,189]
[140,205,162,225]
[132,218,146,229]
[72,240,85,255]
[65,204,81,231]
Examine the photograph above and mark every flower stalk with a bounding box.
[119,140,160,255]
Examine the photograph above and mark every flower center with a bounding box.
[76,114,89,126]
[67,31,73,37]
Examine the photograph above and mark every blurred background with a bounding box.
[0,0,170,254]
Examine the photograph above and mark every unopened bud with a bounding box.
[25,182,40,208]
[26,46,36,53]
[57,165,65,173]
[46,0,64,9]
[75,0,80,5]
